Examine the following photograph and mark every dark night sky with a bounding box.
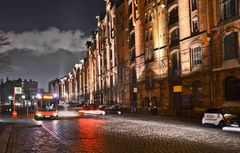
[0,0,105,90]
[0,0,105,34]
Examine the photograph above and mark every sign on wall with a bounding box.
[173,86,182,93]
[14,87,22,94]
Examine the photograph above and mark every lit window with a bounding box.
[223,32,238,60]
[192,46,202,67]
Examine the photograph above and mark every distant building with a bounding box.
[0,78,38,106]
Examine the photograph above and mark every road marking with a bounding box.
[41,124,74,152]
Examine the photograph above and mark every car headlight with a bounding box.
[36,113,42,117]
[102,111,106,115]
[53,112,58,116]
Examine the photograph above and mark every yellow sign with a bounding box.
[43,96,53,99]
[173,86,182,93]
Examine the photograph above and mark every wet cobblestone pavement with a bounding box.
[5,115,240,153]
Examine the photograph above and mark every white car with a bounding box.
[202,108,233,128]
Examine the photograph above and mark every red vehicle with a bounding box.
[79,105,105,116]
[34,93,58,120]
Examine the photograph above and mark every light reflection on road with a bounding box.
[38,116,108,152]
[76,118,107,152]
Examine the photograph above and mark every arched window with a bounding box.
[223,32,238,60]
[191,45,202,67]
[170,28,180,47]
[169,7,179,25]
[192,81,203,106]
[225,76,240,101]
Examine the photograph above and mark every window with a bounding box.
[149,29,153,40]
[171,52,181,76]
[145,46,154,62]
[223,32,238,60]
[146,31,149,41]
[221,0,238,20]
[192,46,202,67]
[225,76,240,101]
[169,7,179,25]
[192,17,199,33]
[170,28,180,47]
[144,0,147,6]
[192,81,203,106]
[145,13,148,23]
[192,0,198,11]
[149,12,152,22]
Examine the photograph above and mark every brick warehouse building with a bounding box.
[49,0,240,118]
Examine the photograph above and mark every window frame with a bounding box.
[191,0,198,11]
[222,32,238,60]
[191,45,202,68]
[221,0,238,21]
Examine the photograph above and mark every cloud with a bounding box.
[1,27,89,54]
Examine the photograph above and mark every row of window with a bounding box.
[171,31,238,74]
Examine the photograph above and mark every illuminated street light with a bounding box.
[53,93,58,98]
[21,95,26,99]
[8,96,13,100]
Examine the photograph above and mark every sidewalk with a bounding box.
[0,114,41,153]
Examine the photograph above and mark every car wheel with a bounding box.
[218,121,225,128]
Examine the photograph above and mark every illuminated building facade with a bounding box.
[49,0,240,117]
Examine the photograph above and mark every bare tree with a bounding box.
[0,31,11,72]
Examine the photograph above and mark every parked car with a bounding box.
[79,105,105,116]
[225,115,240,127]
[202,108,233,128]
[99,105,122,115]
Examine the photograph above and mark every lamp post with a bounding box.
[21,95,27,117]
[8,96,13,112]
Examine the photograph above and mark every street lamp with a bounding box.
[8,96,13,112]
[8,95,13,101]
[21,95,26,107]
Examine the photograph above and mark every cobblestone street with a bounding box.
[5,115,240,153]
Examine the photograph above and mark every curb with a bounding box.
[0,124,42,153]
[0,126,12,153]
